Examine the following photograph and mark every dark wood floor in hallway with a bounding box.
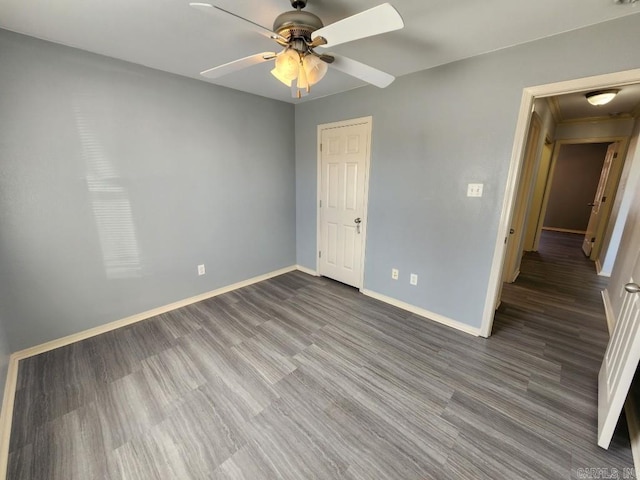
[8,231,635,479]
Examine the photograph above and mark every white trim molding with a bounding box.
[481,68,640,338]
[0,357,19,480]
[596,259,611,278]
[295,265,319,276]
[0,264,298,480]
[11,265,297,361]
[361,289,481,337]
[541,227,586,235]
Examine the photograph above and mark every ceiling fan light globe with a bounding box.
[274,49,300,82]
[271,67,292,86]
[303,55,328,86]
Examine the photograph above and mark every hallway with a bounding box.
[495,230,634,473]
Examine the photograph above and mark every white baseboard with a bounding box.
[295,265,319,276]
[360,289,481,337]
[0,264,298,480]
[601,289,616,334]
[541,227,586,234]
[12,265,297,362]
[596,259,611,277]
[626,393,640,476]
[509,270,521,283]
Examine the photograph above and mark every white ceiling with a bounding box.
[1,0,639,103]
[552,83,640,121]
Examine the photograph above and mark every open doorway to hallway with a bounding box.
[484,69,640,466]
[501,85,639,288]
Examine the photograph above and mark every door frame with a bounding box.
[480,68,640,338]
[316,116,373,289]
[540,138,629,258]
[524,138,554,252]
[502,112,543,284]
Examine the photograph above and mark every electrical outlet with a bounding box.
[392,268,399,280]
[467,183,484,197]
[197,264,206,276]
[410,273,418,285]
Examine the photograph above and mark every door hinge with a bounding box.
[319,199,322,208]
[320,143,323,152]
[602,196,607,203]
[319,251,322,258]
[591,237,596,243]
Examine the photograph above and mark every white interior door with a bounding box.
[502,113,541,283]
[318,120,370,288]
[583,142,618,257]
[598,242,640,448]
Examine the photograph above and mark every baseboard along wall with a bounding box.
[541,227,587,235]
[0,264,298,480]
[0,264,488,479]
[360,289,481,337]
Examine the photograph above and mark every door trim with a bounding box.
[526,139,554,252]
[502,112,542,284]
[316,116,373,289]
[480,67,640,338]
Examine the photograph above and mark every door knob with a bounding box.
[625,283,640,294]
[509,228,515,234]
[354,217,362,234]
[588,203,595,207]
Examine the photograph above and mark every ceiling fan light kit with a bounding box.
[190,0,404,99]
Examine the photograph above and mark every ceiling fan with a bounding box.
[190,0,404,98]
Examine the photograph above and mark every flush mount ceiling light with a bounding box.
[585,90,620,106]
[190,0,404,99]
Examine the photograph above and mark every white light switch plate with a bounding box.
[467,183,484,197]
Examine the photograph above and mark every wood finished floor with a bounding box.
[8,231,635,479]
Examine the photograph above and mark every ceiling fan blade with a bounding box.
[329,55,395,88]
[200,52,277,79]
[313,3,404,49]
[190,3,286,43]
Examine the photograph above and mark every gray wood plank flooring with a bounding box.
[8,231,636,479]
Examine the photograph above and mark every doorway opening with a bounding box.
[482,69,640,455]
[482,70,640,337]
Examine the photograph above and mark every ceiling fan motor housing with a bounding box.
[273,9,324,46]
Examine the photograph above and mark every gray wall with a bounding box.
[0,30,296,351]
[295,14,640,329]
[544,143,609,232]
